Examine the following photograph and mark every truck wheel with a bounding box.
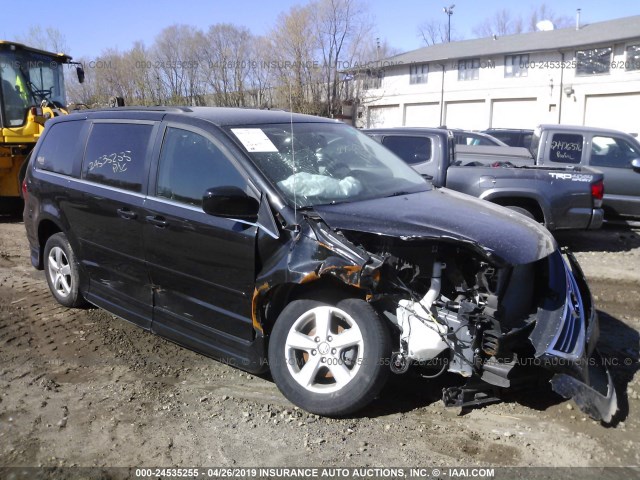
[505,205,535,220]
[268,298,390,416]
[43,233,86,308]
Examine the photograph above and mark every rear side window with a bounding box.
[82,123,153,192]
[35,121,84,176]
[382,136,432,165]
[549,133,583,164]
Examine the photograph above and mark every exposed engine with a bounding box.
[347,233,544,389]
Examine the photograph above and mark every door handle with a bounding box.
[146,215,169,228]
[117,208,137,220]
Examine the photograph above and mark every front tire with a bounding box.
[44,233,86,308]
[268,297,391,416]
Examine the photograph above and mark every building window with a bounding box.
[626,44,640,71]
[410,64,428,84]
[458,58,480,81]
[362,70,383,90]
[505,54,529,78]
[576,47,612,76]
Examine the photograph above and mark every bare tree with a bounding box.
[152,25,204,105]
[473,4,574,38]
[17,26,69,53]
[473,8,524,37]
[66,56,98,106]
[313,0,373,117]
[270,5,322,113]
[199,24,256,107]
[247,36,277,109]
[417,19,450,46]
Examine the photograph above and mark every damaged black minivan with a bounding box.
[23,107,617,421]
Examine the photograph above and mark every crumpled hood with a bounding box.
[313,188,557,265]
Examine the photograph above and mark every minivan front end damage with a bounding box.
[254,192,617,422]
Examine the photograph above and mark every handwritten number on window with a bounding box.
[88,151,132,173]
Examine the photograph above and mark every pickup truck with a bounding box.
[526,124,640,220]
[364,127,604,231]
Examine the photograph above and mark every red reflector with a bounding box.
[22,178,28,200]
[591,180,604,200]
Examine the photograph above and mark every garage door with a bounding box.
[585,94,640,136]
[491,98,537,129]
[367,105,400,128]
[404,103,440,127]
[445,101,486,130]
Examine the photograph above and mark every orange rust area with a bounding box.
[251,282,270,334]
[320,264,363,288]
[300,271,321,284]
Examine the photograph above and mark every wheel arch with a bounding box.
[36,218,64,270]
[258,278,366,338]
[482,192,547,225]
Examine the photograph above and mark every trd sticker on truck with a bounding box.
[548,172,594,182]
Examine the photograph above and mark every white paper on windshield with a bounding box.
[231,128,279,152]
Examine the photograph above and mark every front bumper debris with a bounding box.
[531,249,618,422]
[550,350,618,422]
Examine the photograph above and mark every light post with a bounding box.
[443,4,455,43]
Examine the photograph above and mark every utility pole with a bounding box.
[443,5,455,43]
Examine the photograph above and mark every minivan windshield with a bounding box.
[230,122,429,207]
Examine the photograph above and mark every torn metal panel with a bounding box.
[550,352,618,423]
[251,214,384,333]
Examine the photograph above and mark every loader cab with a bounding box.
[0,41,75,128]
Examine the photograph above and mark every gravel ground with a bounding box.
[0,219,638,470]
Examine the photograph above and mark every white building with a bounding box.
[358,15,640,135]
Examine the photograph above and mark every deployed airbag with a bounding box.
[278,172,362,199]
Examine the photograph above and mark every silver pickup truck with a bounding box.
[528,125,640,220]
[364,127,605,231]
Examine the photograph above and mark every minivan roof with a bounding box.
[64,106,340,127]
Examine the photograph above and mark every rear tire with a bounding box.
[44,233,86,308]
[268,297,391,416]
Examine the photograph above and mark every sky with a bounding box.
[1,0,640,59]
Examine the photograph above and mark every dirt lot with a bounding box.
[0,218,639,469]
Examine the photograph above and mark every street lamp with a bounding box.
[443,4,455,43]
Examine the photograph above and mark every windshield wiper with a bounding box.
[385,191,412,198]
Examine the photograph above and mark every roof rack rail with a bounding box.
[68,106,194,113]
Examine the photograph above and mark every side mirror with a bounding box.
[632,158,640,172]
[202,186,259,221]
[76,66,85,84]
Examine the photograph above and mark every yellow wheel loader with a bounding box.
[0,41,84,214]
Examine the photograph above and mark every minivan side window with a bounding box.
[156,127,247,207]
[82,123,153,192]
[590,136,640,168]
[35,120,85,176]
[549,133,583,164]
